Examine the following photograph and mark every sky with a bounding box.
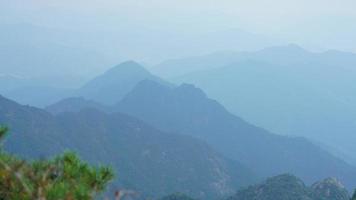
[1,0,356,57]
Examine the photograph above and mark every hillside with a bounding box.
[45,97,109,115]
[76,61,170,105]
[114,80,356,189]
[0,61,166,107]
[161,46,356,164]
[227,174,349,200]
[0,95,254,199]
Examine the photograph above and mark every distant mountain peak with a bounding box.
[123,81,208,103]
[45,97,108,115]
[260,44,309,55]
[176,83,207,99]
[77,60,167,105]
[105,60,150,76]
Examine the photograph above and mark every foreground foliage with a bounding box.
[352,190,356,200]
[0,126,114,200]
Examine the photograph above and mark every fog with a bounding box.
[2,0,356,55]
[2,1,356,199]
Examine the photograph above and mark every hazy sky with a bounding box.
[1,0,356,52]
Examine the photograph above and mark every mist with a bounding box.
[1,0,356,64]
[1,1,356,200]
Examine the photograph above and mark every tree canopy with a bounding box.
[0,126,114,200]
[351,190,356,200]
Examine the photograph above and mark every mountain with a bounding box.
[45,97,109,115]
[0,61,169,107]
[227,174,350,200]
[151,44,307,78]
[76,61,170,105]
[114,80,356,189]
[159,193,197,200]
[158,45,356,165]
[151,51,247,78]
[312,178,350,200]
[152,44,356,78]
[0,95,254,199]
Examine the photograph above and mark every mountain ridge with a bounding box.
[0,94,254,199]
[227,174,350,200]
[113,79,356,189]
[76,61,170,105]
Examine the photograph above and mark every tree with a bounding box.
[351,190,356,200]
[0,126,114,200]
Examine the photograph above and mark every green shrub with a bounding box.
[0,126,114,200]
[351,189,356,200]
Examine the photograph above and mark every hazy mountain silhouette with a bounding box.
[0,22,283,67]
[45,97,109,115]
[158,45,356,165]
[114,80,356,189]
[151,44,309,78]
[1,61,169,107]
[153,44,356,78]
[76,61,170,105]
[0,95,254,199]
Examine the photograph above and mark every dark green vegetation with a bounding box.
[227,174,350,200]
[0,127,114,200]
[0,95,253,199]
[352,190,356,200]
[312,178,351,200]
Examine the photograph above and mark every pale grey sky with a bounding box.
[1,0,356,53]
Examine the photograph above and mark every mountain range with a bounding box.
[42,61,356,190]
[1,61,166,107]
[0,95,253,199]
[75,61,170,105]
[2,60,356,197]
[154,45,356,165]
[113,79,356,188]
